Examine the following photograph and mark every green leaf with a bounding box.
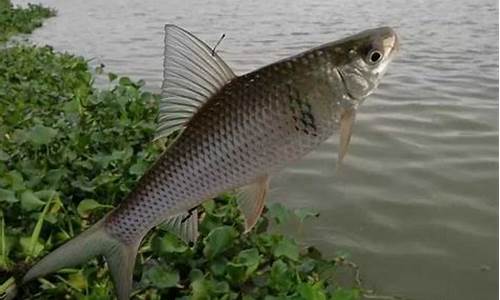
[203,226,237,259]
[267,202,292,224]
[44,169,66,186]
[273,237,299,261]
[20,190,45,211]
[20,236,44,257]
[191,278,229,299]
[234,248,260,268]
[0,215,14,269]
[228,248,261,281]
[118,76,133,86]
[77,199,112,217]
[5,170,24,191]
[108,72,117,82]
[192,278,210,300]
[141,264,179,289]
[210,258,228,276]
[228,248,260,282]
[269,259,295,293]
[294,208,319,223]
[68,271,87,290]
[28,124,58,145]
[152,231,188,254]
[0,150,9,161]
[26,191,56,258]
[129,160,148,176]
[189,268,204,281]
[0,188,18,203]
[298,282,327,300]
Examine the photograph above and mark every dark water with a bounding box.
[14,0,499,299]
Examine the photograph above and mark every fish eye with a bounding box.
[367,49,383,64]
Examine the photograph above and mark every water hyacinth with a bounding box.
[0,41,364,300]
[0,2,394,299]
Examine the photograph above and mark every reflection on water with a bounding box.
[14,0,498,299]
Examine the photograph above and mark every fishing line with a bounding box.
[211,34,226,56]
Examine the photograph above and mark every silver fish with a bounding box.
[23,25,399,299]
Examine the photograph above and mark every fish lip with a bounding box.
[386,29,400,57]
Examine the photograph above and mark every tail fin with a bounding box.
[23,219,141,300]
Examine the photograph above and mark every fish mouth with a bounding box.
[382,28,400,58]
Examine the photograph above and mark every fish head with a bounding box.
[328,27,399,104]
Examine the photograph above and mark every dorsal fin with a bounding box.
[156,25,236,139]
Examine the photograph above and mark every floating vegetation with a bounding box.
[0,2,400,299]
[0,0,55,42]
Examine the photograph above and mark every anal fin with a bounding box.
[237,175,270,233]
[160,208,199,243]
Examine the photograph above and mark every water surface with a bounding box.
[14,0,499,299]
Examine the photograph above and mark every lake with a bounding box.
[13,0,498,299]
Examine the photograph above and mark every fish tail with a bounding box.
[23,218,141,300]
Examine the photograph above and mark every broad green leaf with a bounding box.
[68,271,87,290]
[20,236,44,257]
[269,259,295,293]
[63,98,80,113]
[294,208,319,223]
[0,150,9,161]
[267,202,292,224]
[203,226,237,259]
[44,168,66,185]
[192,278,210,300]
[191,278,229,299]
[20,190,45,211]
[141,264,179,289]
[28,124,58,145]
[234,248,260,267]
[77,199,112,217]
[152,231,188,254]
[108,72,117,82]
[209,258,228,276]
[129,160,148,176]
[5,170,24,191]
[273,237,299,261]
[118,76,133,86]
[228,248,261,281]
[298,282,327,300]
[0,188,17,203]
[189,268,204,281]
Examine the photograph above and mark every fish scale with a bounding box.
[106,64,338,243]
[23,24,398,300]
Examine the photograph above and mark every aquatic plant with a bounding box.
[0,44,366,299]
[0,2,406,298]
[0,0,55,42]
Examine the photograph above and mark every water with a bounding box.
[13,0,498,299]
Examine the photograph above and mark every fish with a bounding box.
[23,24,399,299]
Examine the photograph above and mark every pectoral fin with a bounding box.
[237,175,270,232]
[338,108,356,165]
